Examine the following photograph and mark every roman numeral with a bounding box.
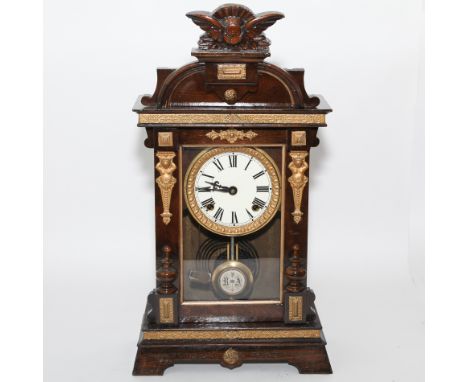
[229,154,237,167]
[201,173,214,179]
[244,157,253,170]
[246,208,254,219]
[213,207,224,221]
[201,198,214,208]
[253,197,266,208]
[256,186,269,192]
[196,186,211,192]
[253,170,265,179]
[213,158,224,171]
[231,211,238,224]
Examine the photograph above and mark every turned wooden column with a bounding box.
[155,244,179,326]
[157,245,177,295]
[284,244,307,323]
[285,244,306,293]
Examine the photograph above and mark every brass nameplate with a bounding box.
[139,113,326,125]
[143,328,321,341]
[159,297,174,324]
[217,64,246,80]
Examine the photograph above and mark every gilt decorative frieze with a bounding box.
[155,152,177,225]
[142,328,321,341]
[206,129,258,143]
[288,151,309,224]
[138,113,326,125]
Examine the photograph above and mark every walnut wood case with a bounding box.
[132,3,333,375]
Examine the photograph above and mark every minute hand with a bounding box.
[205,181,231,192]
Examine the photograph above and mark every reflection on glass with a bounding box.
[181,146,283,303]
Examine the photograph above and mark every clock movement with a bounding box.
[132,4,333,375]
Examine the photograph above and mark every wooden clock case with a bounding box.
[132,4,332,375]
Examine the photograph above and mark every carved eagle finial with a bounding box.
[186,4,284,50]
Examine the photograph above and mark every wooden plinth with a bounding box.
[133,298,332,375]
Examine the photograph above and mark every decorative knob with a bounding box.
[224,89,238,104]
[223,348,240,366]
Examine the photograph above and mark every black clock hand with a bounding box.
[204,181,238,195]
[205,181,231,192]
[196,186,213,192]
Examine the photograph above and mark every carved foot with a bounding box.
[133,349,175,376]
[288,347,332,374]
[291,362,332,374]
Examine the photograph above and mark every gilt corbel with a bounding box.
[155,152,177,225]
[288,151,309,224]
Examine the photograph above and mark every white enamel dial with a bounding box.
[194,151,272,227]
[185,147,281,236]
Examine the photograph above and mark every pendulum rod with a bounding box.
[230,237,235,261]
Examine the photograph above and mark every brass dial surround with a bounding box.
[184,146,281,236]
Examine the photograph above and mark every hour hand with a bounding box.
[196,186,212,192]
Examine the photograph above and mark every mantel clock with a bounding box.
[132,4,333,375]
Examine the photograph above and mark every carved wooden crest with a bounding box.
[186,4,284,51]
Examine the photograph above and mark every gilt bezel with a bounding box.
[184,146,281,236]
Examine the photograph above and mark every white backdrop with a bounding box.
[44,1,424,381]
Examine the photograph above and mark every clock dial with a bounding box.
[196,153,271,226]
[185,147,281,236]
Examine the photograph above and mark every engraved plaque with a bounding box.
[217,64,247,80]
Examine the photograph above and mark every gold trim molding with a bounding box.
[155,152,177,225]
[206,129,258,143]
[139,113,326,125]
[143,328,321,341]
[288,151,309,224]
